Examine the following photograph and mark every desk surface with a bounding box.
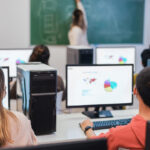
[37,109,138,144]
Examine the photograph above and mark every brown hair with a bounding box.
[71,9,86,30]
[0,69,17,146]
[29,45,50,65]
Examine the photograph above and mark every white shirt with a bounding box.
[68,1,89,46]
[3,111,37,148]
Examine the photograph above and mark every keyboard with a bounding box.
[93,118,131,130]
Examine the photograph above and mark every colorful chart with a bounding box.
[83,78,96,84]
[0,58,9,62]
[119,57,127,64]
[16,59,25,64]
[104,80,117,92]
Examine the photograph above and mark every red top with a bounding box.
[91,115,146,150]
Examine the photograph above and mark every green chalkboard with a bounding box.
[31,0,145,45]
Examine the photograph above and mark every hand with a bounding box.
[75,0,80,3]
[80,119,93,131]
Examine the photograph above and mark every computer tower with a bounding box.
[17,63,57,135]
[67,46,93,64]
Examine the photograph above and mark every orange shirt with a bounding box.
[91,115,146,150]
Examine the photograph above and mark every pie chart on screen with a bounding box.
[16,59,26,64]
[104,80,117,92]
[119,57,127,64]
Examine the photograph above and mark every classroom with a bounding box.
[0,0,150,150]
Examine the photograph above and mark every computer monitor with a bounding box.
[147,59,150,67]
[1,67,10,109]
[0,138,107,150]
[96,47,135,71]
[66,64,133,118]
[67,46,94,65]
[0,49,33,77]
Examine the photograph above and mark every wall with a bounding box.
[0,0,30,48]
[0,0,150,80]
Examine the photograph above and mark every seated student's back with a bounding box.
[0,69,37,148]
[80,67,150,150]
[29,45,66,100]
[4,111,37,148]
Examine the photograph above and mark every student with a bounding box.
[80,67,150,150]
[134,48,150,85]
[0,69,37,148]
[141,48,150,67]
[68,0,89,45]
[10,45,66,101]
[29,45,66,100]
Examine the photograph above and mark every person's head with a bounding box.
[135,67,150,107]
[29,45,50,65]
[141,49,150,67]
[72,9,86,30]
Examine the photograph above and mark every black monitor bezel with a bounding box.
[0,138,107,150]
[1,66,10,109]
[95,46,136,71]
[66,64,133,108]
[0,48,33,78]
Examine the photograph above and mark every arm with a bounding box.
[57,76,66,100]
[80,119,96,138]
[75,0,88,27]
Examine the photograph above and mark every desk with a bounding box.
[37,109,138,144]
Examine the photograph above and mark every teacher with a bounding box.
[68,0,89,45]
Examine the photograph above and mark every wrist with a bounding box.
[84,126,92,134]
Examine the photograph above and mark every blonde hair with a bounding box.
[71,9,86,30]
[0,69,17,146]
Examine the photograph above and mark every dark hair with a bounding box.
[141,49,150,67]
[29,45,50,65]
[136,67,150,107]
[72,9,86,30]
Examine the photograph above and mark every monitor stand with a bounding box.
[82,107,113,119]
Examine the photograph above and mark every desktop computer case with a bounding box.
[67,46,93,64]
[17,63,56,135]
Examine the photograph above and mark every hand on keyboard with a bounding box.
[93,118,131,130]
[79,119,93,132]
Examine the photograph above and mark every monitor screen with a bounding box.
[0,49,33,77]
[67,65,133,107]
[147,59,150,66]
[96,47,135,70]
[1,67,9,109]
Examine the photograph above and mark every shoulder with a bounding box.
[12,111,29,122]
[69,26,82,34]
[8,111,37,145]
[10,111,31,129]
[73,26,82,31]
